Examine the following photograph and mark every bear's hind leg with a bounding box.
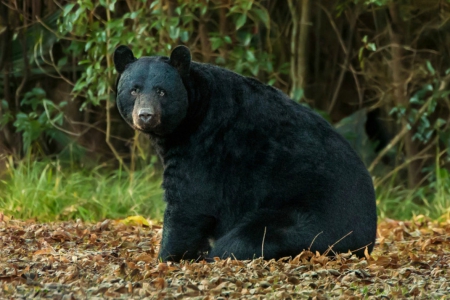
[209,209,328,260]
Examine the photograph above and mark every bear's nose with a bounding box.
[138,108,153,123]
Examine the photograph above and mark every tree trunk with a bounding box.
[388,3,421,189]
[297,0,310,90]
[287,0,310,101]
[199,20,211,62]
[0,1,14,157]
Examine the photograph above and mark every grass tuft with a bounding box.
[376,173,450,221]
[0,158,164,222]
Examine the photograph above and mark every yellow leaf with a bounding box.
[120,216,150,227]
[33,248,55,256]
[364,246,371,260]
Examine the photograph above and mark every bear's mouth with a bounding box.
[134,121,159,132]
[132,111,160,131]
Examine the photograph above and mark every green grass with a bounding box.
[376,186,426,220]
[376,171,450,221]
[0,158,165,222]
[1,157,450,223]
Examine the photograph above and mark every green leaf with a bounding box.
[434,118,447,128]
[169,26,180,40]
[235,14,247,30]
[63,3,75,17]
[252,8,269,28]
[109,0,115,12]
[210,37,222,51]
[241,32,252,46]
[85,40,94,52]
[201,5,207,16]
[267,78,276,86]
[358,47,364,62]
[426,61,435,75]
[86,66,93,78]
[78,59,91,65]
[250,64,259,76]
[292,88,304,102]
[245,50,255,62]
[244,1,253,10]
[1,100,9,110]
[367,43,376,51]
[180,31,189,42]
[150,1,159,9]
[229,6,239,14]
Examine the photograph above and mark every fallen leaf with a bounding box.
[119,216,150,227]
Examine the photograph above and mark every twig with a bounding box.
[48,44,75,86]
[373,136,438,188]
[351,242,373,255]
[42,101,80,137]
[349,64,363,108]
[323,231,353,256]
[261,226,267,259]
[309,231,323,250]
[33,36,75,86]
[35,16,85,42]
[69,120,113,136]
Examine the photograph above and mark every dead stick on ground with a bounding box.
[323,231,353,256]
[261,226,267,259]
[309,231,323,251]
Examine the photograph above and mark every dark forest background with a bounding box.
[1,0,450,221]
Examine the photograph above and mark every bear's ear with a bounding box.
[114,45,136,74]
[170,45,191,78]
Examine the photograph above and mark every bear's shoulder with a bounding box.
[188,62,323,124]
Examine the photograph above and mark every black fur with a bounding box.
[114,45,377,262]
[114,45,136,73]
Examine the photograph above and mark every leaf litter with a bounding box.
[0,214,449,299]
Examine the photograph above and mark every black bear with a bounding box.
[113,45,377,262]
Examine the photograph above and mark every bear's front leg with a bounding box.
[158,204,215,262]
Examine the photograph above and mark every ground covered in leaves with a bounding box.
[0,215,449,299]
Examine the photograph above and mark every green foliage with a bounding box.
[55,0,277,109]
[13,88,66,153]
[409,69,449,145]
[0,159,164,222]
[358,35,376,68]
[389,64,450,145]
[0,100,13,128]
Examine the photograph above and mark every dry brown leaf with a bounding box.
[153,277,166,289]
[33,248,55,256]
[134,253,153,263]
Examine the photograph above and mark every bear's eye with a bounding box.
[131,88,138,96]
[156,88,166,97]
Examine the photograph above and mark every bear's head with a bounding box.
[113,45,191,135]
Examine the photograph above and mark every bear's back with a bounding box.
[188,62,360,167]
[183,62,374,209]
